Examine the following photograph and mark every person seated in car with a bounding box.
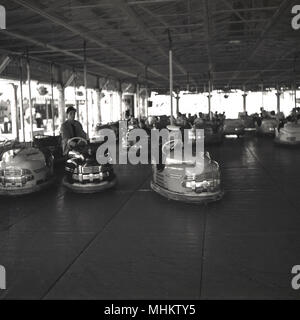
[61,106,87,156]
[260,107,268,119]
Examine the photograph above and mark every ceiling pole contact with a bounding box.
[26,53,34,142]
[19,58,25,142]
[168,29,174,125]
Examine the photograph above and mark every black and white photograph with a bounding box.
[0,0,300,303]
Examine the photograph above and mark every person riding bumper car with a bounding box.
[275,122,300,146]
[0,140,55,196]
[151,127,224,204]
[63,137,117,193]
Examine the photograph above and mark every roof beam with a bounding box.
[219,0,248,23]
[227,0,295,87]
[10,0,167,82]
[115,0,190,79]
[1,29,139,78]
[0,56,11,74]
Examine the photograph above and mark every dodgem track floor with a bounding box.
[1,136,300,299]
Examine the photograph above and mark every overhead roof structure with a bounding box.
[0,0,299,92]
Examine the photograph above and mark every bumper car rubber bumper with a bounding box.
[0,176,56,196]
[150,181,224,204]
[63,176,117,193]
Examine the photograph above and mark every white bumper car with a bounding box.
[0,141,55,196]
[275,122,300,146]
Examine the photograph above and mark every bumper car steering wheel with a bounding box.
[67,137,88,151]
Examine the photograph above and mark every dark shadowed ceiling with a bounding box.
[0,0,299,92]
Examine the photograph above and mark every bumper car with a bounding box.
[0,140,55,196]
[256,118,278,136]
[239,113,256,131]
[151,130,224,204]
[33,135,64,163]
[275,122,300,146]
[63,137,117,193]
[223,119,245,137]
[189,122,224,145]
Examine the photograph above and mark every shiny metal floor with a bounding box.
[1,135,300,299]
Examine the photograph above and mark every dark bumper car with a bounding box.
[63,137,117,193]
[33,135,64,163]
[223,119,245,137]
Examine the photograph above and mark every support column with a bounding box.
[276,90,281,113]
[141,96,146,119]
[50,63,55,136]
[242,93,247,113]
[57,84,66,126]
[110,93,114,122]
[208,77,212,120]
[26,58,34,141]
[11,84,19,141]
[19,59,25,142]
[145,88,149,118]
[176,92,180,115]
[136,83,140,121]
[83,41,89,138]
[168,30,174,125]
[95,88,102,124]
[119,90,123,121]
